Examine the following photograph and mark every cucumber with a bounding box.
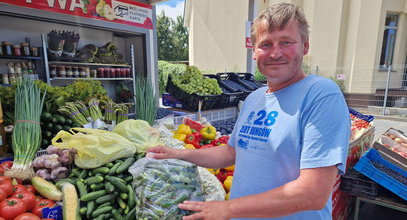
[78,169,88,180]
[124,207,136,220]
[79,207,87,215]
[62,125,71,131]
[54,124,63,132]
[108,162,122,175]
[86,201,95,218]
[105,176,129,193]
[91,206,113,218]
[119,192,128,200]
[117,197,126,209]
[44,130,53,138]
[92,167,110,175]
[80,189,107,202]
[112,209,124,220]
[106,162,114,168]
[104,182,115,193]
[116,157,135,174]
[95,193,117,204]
[53,114,66,124]
[85,176,104,185]
[127,184,135,209]
[76,181,87,197]
[42,112,52,122]
[55,178,76,189]
[90,183,104,191]
[124,176,133,183]
[65,118,73,125]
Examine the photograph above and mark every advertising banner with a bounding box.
[0,0,153,29]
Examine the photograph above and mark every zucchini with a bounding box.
[91,206,113,218]
[105,176,129,193]
[85,176,104,185]
[80,189,107,202]
[116,157,135,174]
[95,193,117,204]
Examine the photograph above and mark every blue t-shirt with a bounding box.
[228,75,350,220]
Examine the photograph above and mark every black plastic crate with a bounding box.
[216,73,253,100]
[205,74,243,108]
[340,168,379,199]
[234,73,265,90]
[166,75,222,111]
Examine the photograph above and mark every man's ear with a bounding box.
[303,39,309,55]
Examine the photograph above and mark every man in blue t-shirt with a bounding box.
[148,2,350,220]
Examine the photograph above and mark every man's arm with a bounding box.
[148,144,236,169]
[227,166,338,218]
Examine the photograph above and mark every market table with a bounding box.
[353,192,407,220]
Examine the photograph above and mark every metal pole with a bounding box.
[315,66,319,76]
[41,34,50,85]
[382,65,392,115]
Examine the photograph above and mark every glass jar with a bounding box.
[58,66,66,77]
[126,68,131,78]
[72,67,79,78]
[85,67,90,78]
[1,74,9,85]
[1,41,12,56]
[104,68,111,78]
[66,66,73,77]
[49,65,57,78]
[80,67,86,78]
[8,73,16,84]
[97,68,104,78]
[30,47,38,57]
[6,63,15,74]
[21,43,30,56]
[90,69,97,78]
[110,68,116,78]
[13,44,21,56]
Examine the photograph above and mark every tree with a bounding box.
[157,11,189,61]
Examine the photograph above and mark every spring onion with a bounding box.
[6,79,46,180]
[135,77,156,125]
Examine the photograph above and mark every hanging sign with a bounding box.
[245,21,253,49]
[0,0,153,29]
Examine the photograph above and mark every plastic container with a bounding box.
[234,72,264,90]
[166,75,222,112]
[216,72,254,100]
[340,168,379,199]
[354,148,407,200]
[205,74,243,108]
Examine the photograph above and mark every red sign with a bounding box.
[0,0,153,29]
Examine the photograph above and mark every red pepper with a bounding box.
[185,134,200,148]
[210,136,230,146]
[192,131,203,142]
[200,144,214,149]
[216,169,229,183]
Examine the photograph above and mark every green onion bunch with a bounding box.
[7,79,46,180]
[135,77,156,125]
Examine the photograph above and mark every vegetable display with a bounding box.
[6,79,46,180]
[129,158,205,219]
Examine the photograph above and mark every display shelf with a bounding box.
[48,61,131,67]
[51,77,133,81]
[0,55,42,60]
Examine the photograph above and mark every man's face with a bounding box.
[253,20,309,87]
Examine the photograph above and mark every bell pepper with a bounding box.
[184,144,196,150]
[192,131,203,142]
[185,134,200,148]
[200,125,216,140]
[207,168,220,175]
[223,176,233,192]
[211,135,230,146]
[223,164,235,171]
[173,133,187,142]
[176,124,192,135]
[200,144,214,149]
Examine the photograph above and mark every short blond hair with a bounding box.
[251,3,309,46]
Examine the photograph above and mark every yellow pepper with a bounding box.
[225,192,230,200]
[177,124,192,135]
[224,164,235,171]
[200,125,216,140]
[173,133,187,142]
[223,176,233,192]
[184,144,196,150]
[207,168,220,175]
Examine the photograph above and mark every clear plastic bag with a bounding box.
[128,158,205,219]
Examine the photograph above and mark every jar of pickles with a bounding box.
[1,41,12,56]
[30,47,38,57]
[66,66,73,77]
[8,73,16,84]
[58,66,66,77]
[49,65,57,78]
[1,74,9,84]
[21,43,30,56]
[13,44,21,56]
[72,67,79,78]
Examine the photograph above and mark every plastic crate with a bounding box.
[216,72,253,100]
[340,168,379,199]
[354,148,407,201]
[205,74,243,108]
[166,75,222,112]
[234,73,265,90]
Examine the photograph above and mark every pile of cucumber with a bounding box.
[41,112,80,148]
[56,156,140,220]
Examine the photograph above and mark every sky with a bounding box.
[156,0,185,20]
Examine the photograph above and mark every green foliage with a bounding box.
[158,60,187,95]
[0,85,16,125]
[329,76,345,93]
[254,68,266,81]
[157,12,189,61]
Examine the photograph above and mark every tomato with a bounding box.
[0,181,14,197]
[0,198,26,220]
[0,176,11,184]
[0,166,4,175]
[1,162,13,170]
[12,185,26,194]
[0,217,5,220]
[24,185,36,195]
[11,191,36,211]
[12,213,40,220]
[0,190,6,202]
[31,199,55,218]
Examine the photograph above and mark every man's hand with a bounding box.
[147,145,181,159]
[179,200,231,220]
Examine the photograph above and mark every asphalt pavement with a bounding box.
[346,116,407,220]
